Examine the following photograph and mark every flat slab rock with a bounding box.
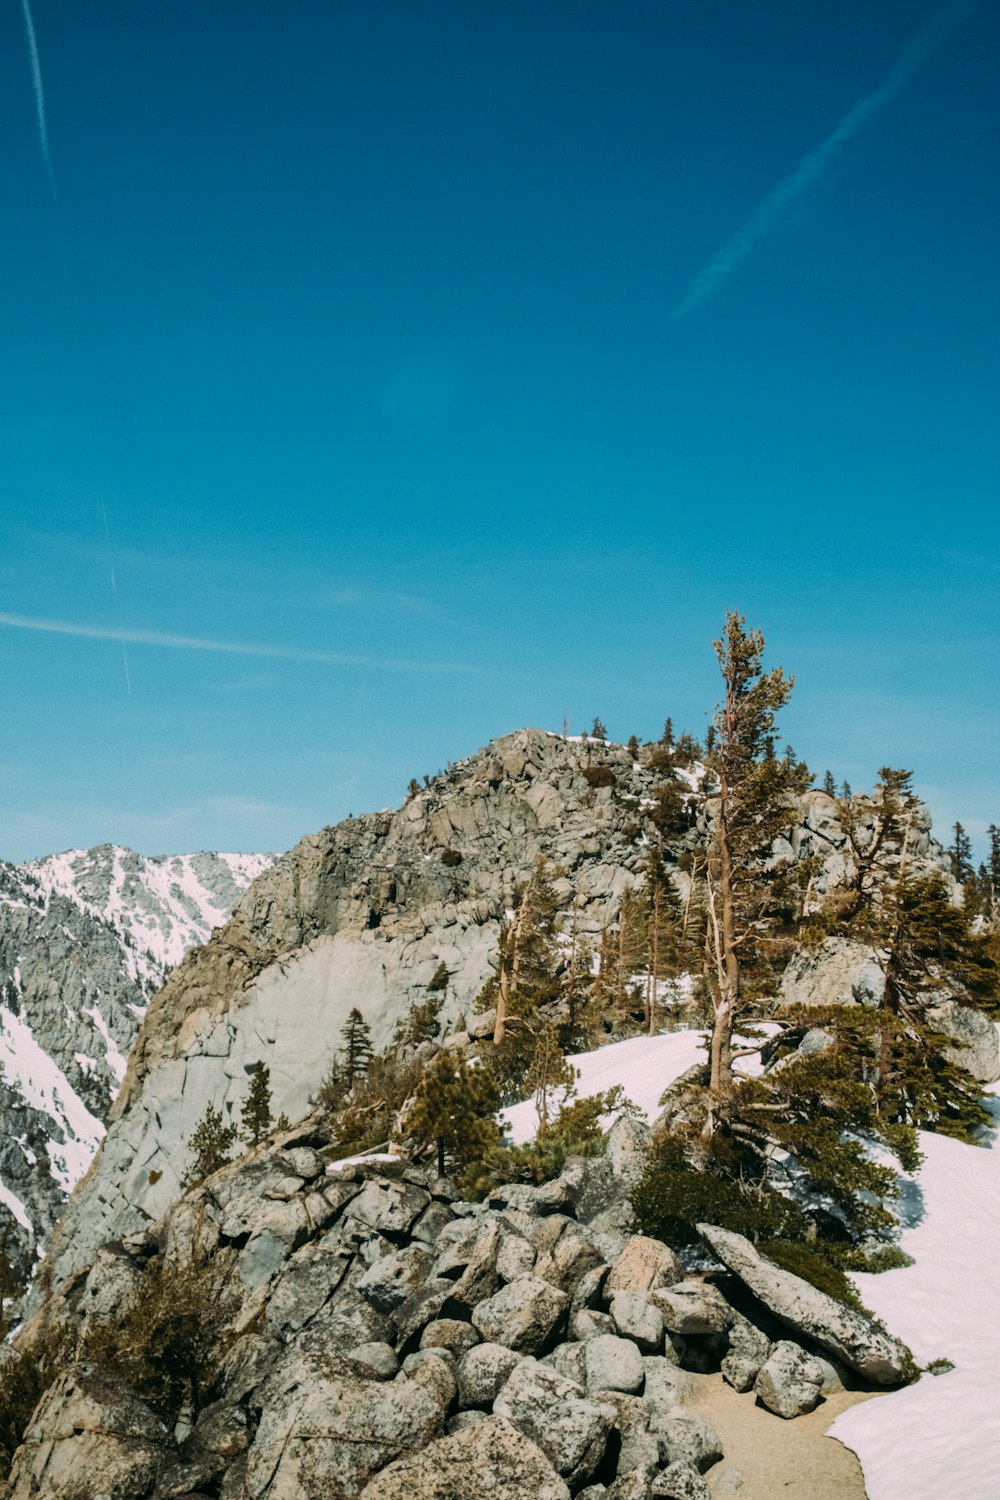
[358,1413,571,1500]
[697,1224,913,1385]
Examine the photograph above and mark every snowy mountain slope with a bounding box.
[23,845,275,986]
[0,846,275,1280]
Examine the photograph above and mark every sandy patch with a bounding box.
[687,1371,879,1499]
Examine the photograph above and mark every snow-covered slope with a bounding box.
[831,1039,1000,1500]
[503,1024,1000,1500]
[0,846,275,1279]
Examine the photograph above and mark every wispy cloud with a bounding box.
[19,0,56,200]
[0,611,476,675]
[670,0,979,322]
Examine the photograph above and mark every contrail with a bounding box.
[0,611,478,675]
[99,502,132,697]
[19,0,57,200]
[670,0,979,323]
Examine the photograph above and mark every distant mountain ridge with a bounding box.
[0,846,275,1277]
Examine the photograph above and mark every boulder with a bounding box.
[358,1413,571,1500]
[753,1340,825,1419]
[584,1334,645,1394]
[345,1178,432,1236]
[720,1314,772,1393]
[401,1349,459,1415]
[495,1231,537,1281]
[420,1318,480,1358]
[652,1280,732,1337]
[654,1412,723,1472]
[606,1237,682,1295]
[358,1244,434,1313]
[698,1225,913,1384]
[349,1341,400,1379]
[651,1461,711,1499]
[494,1356,615,1485]
[925,998,1000,1083]
[5,1363,173,1500]
[471,1277,568,1354]
[457,1341,522,1408]
[247,1359,444,1498]
[610,1292,665,1352]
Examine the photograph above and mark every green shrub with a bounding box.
[583,766,616,789]
[440,849,463,867]
[81,1257,237,1423]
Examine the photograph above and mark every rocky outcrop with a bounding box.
[2,1106,915,1500]
[0,848,271,1279]
[697,1225,913,1384]
[46,731,686,1282]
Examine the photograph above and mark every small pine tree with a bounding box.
[341,1008,374,1088]
[949,822,974,885]
[404,1050,504,1180]
[661,717,674,748]
[525,1024,578,1132]
[183,1103,237,1187]
[627,734,640,759]
[427,960,450,992]
[591,716,607,741]
[823,770,837,795]
[241,1062,274,1147]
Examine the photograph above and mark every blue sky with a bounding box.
[1,0,997,863]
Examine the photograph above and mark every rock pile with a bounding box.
[7,1112,913,1500]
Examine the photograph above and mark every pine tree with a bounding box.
[492,857,560,1044]
[823,770,837,795]
[241,1062,274,1147]
[642,845,683,1034]
[525,1024,578,1133]
[183,1103,238,1187]
[404,1050,504,1179]
[627,734,640,759]
[340,1008,374,1087]
[591,716,607,741]
[661,717,674,748]
[702,613,810,1111]
[949,822,974,885]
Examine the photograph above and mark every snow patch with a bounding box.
[0,1003,105,1193]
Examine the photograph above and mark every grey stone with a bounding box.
[247,1358,444,1498]
[606,1236,682,1295]
[358,1243,434,1313]
[358,1413,571,1500]
[402,1349,459,1414]
[345,1178,431,1236]
[543,1340,587,1387]
[494,1357,615,1486]
[5,1363,172,1500]
[348,1341,400,1379]
[584,1334,645,1394]
[457,1341,522,1408]
[393,1277,455,1346]
[655,1412,723,1472]
[573,1309,615,1341]
[753,1340,825,1418]
[720,1314,772,1393]
[606,1465,660,1500]
[652,1280,732,1337]
[420,1318,480,1357]
[449,1219,503,1307]
[925,998,1000,1083]
[610,1291,665,1352]
[698,1224,914,1384]
[495,1231,536,1281]
[471,1276,568,1353]
[534,1228,604,1294]
[650,1461,711,1499]
[447,1408,488,1433]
